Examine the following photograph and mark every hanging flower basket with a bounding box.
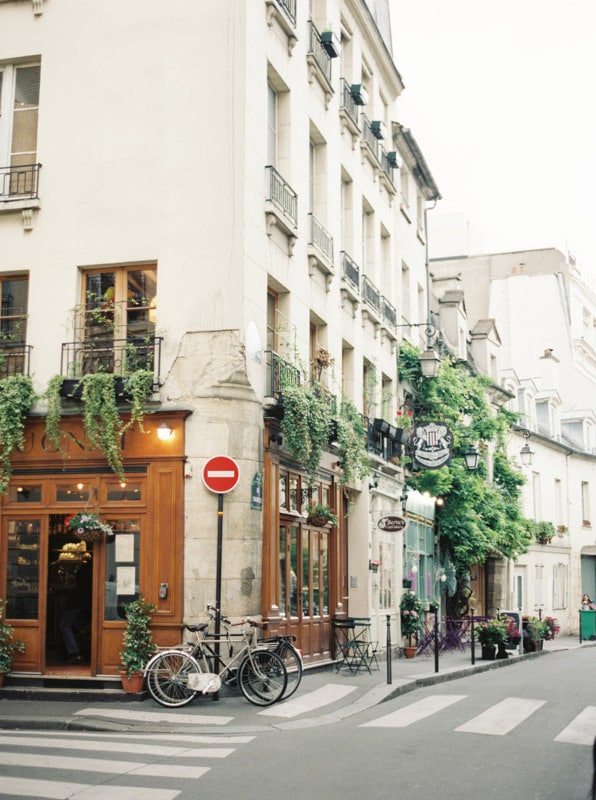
[65,512,113,542]
[305,504,338,528]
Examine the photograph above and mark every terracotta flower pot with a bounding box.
[403,646,417,659]
[120,671,145,694]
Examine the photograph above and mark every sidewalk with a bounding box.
[0,635,587,734]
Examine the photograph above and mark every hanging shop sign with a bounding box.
[377,516,407,532]
[411,421,452,470]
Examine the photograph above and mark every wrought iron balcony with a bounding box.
[0,343,32,377]
[381,296,397,328]
[366,417,403,462]
[265,165,298,228]
[340,79,360,129]
[308,213,334,264]
[362,274,381,316]
[60,335,163,387]
[265,350,301,398]
[361,117,380,163]
[0,163,41,202]
[275,0,296,25]
[308,21,332,84]
[341,251,360,292]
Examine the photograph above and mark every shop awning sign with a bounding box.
[412,421,453,470]
[377,516,407,532]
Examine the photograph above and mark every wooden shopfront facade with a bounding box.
[1,412,187,677]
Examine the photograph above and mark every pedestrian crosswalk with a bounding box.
[0,729,255,799]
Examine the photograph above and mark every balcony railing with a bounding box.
[265,350,301,397]
[309,213,334,263]
[362,274,381,315]
[0,163,41,202]
[341,251,360,292]
[379,146,395,182]
[0,343,32,377]
[366,417,403,462]
[265,165,298,227]
[340,78,359,128]
[60,335,163,386]
[308,21,332,83]
[275,0,296,25]
[361,117,380,162]
[381,296,397,328]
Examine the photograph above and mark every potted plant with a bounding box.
[306,503,338,527]
[535,521,555,544]
[523,616,548,652]
[0,599,26,685]
[400,590,425,657]
[319,27,340,57]
[476,617,508,659]
[119,597,157,693]
[544,616,560,640]
[369,558,380,572]
[65,511,113,542]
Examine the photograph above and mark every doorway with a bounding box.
[45,515,94,669]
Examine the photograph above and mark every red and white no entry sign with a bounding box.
[202,455,240,494]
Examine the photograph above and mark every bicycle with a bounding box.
[202,606,303,700]
[144,613,287,708]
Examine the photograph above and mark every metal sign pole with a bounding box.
[214,492,224,691]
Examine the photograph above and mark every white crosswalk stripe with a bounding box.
[257,682,358,717]
[74,706,233,726]
[0,729,253,799]
[360,694,466,727]
[555,706,596,745]
[455,697,546,735]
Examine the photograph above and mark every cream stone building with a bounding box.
[0,0,442,676]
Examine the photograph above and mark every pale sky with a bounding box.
[390,1,596,274]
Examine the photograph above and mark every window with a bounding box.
[76,266,157,375]
[553,563,568,610]
[0,63,41,198]
[267,84,277,166]
[582,481,591,525]
[0,274,28,375]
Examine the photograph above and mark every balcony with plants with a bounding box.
[306,21,335,105]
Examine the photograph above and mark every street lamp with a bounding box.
[463,444,479,471]
[397,322,440,378]
[520,442,534,467]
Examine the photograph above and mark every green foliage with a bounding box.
[306,504,338,526]
[535,521,555,544]
[399,590,425,643]
[0,598,26,674]
[121,369,155,433]
[335,395,370,485]
[280,382,333,485]
[399,342,531,582]
[0,375,36,495]
[44,374,66,453]
[81,373,126,481]
[526,616,548,642]
[119,597,157,678]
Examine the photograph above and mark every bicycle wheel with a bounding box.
[238,649,287,706]
[146,650,201,708]
[277,641,302,699]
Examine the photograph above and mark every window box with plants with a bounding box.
[319,29,340,57]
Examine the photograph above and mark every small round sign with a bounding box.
[377,516,407,532]
[202,455,240,494]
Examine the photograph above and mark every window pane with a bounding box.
[14,66,40,107]
[9,484,41,503]
[289,527,298,616]
[106,482,142,502]
[11,66,40,161]
[279,525,286,617]
[7,519,40,619]
[55,483,91,503]
[104,520,140,620]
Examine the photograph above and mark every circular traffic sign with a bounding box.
[202,455,240,494]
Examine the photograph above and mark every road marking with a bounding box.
[0,734,234,758]
[74,707,233,725]
[0,776,179,800]
[7,730,254,745]
[360,694,466,727]
[0,750,210,779]
[257,683,357,717]
[456,697,545,735]
[555,706,596,745]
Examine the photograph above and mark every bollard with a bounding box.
[433,605,439,673]
[386,614,392,684]
[470,608,475,665]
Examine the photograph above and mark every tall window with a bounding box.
[82,266,156,344]
[0,275,28,376]
[0,63,40,196]
[267,84,277,166]
[582,481,591,525]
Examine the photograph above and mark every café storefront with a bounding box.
[0,412,187,677]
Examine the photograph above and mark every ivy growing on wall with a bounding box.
[398,340,532,599]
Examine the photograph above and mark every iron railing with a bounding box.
[341,251,360,292]
[362,274,381,315]
[0,163,41,202]
[379,146,395,182]
[366,417,403,462]
[309,213,334,263]
[340,79,359,128]
[308,21,332,83]
[361,117,380,162]
[381,296,397,328]
[60,335,163,386]
[275,0,296,25]
[265,165,298,227]
[265,350,301,397]
[0,343,32,377]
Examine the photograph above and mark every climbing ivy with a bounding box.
[398,340,532,593]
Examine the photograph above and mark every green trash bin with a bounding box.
[580,610,596,641]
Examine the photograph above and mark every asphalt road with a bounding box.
[0,647,593,799]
